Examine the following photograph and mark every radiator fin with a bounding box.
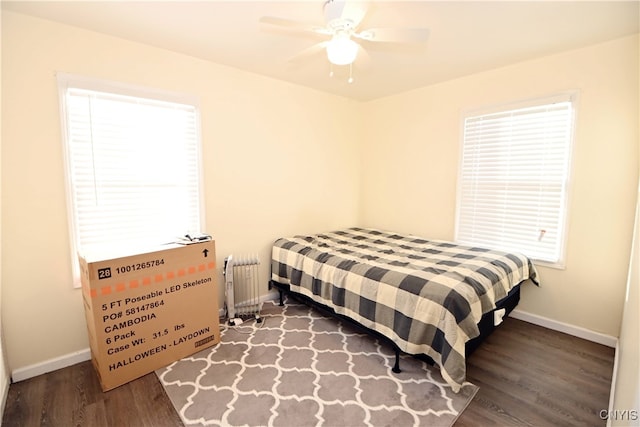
[224,254,262,325]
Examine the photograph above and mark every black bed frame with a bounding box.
[269,280,521,373]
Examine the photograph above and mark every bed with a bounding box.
[270,227,538,392]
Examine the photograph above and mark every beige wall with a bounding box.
[360,35,639,337]
[610,40,640,425]
[611,180,639,426]
[0,5,8,411]
[1,12,361,371]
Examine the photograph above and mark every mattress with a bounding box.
[271,227,538,392]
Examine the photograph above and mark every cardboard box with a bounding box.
[79,240,220,391]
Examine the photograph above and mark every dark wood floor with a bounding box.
[2,317,614,427]
[458,318,614,426]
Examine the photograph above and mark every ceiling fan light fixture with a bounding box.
[326,34,358,65]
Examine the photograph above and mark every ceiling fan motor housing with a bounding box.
[259,1,429,70]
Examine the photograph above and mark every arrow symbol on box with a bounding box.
[202,249,209,257]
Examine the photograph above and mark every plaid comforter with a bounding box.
[271,227,538,392]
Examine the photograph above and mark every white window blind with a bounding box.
[58,75,204,285]
[455,95,575,266]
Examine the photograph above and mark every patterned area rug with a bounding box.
[156,299,478,427]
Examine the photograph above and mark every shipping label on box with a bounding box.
[79,240,220,391]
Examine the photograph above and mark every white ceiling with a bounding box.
[3,1,639,101]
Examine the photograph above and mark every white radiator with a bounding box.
[223,255,262,326]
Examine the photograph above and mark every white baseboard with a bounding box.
[11,348,92,383]
[11,293,282,383]
[509,308,618,348]
[606,341,621,427]
[8,299,615,384]
[0,375,9,423]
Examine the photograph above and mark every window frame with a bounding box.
[57,73,206,287]
[454,92,578,269]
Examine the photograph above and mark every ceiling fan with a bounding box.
[259,0,429,81]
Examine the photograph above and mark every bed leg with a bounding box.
[278,290,284,306]
[392,350,401,373]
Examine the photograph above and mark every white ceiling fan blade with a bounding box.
[355,27,430,43]
[259,16,332,36]
[323,0,369,28]
[341,1,370,28]
[288,41,330,64]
